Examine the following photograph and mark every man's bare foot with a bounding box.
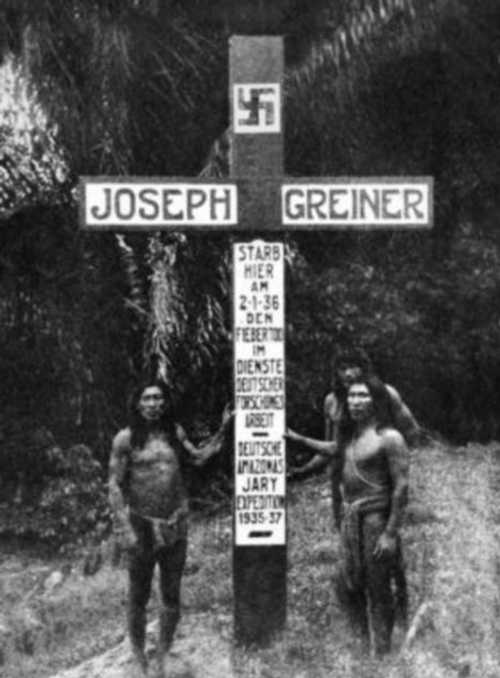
[160,651,193,678]
[130,647,148,677]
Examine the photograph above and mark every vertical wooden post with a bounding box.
[230,36,287,646]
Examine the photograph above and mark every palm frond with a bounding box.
[0,53,68,219]
[115,234,149,324]
[146,234,187,380]
[143,229,230,394]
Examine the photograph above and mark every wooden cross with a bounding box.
[80,35,432,648]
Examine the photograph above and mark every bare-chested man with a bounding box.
[291,375,409,655]
[289,348,419,493]
[109,379,232,677]
[339,376,409,655]
[286,349,415,630]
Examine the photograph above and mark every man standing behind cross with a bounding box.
[288,347,420,499]
[108,379,232,678]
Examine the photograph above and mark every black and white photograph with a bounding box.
[1,2,499,677]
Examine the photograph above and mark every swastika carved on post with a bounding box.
[234,84,281,133]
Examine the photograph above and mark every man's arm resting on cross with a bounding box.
[374,429,409,558]
[286,395,340,477]
[175,404,233,467]
[285,428,338,457]
[288,453,331,479]
[285,429,334,479]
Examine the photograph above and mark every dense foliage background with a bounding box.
[1,0,500,541]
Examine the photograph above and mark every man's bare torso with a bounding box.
[342,427,393,502]
[124,429,187,519]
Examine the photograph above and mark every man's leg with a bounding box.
[362,512,397,656]
[128,518,155,674]
[157,537,188,660]
[335,516,369,648]
[334,573,370,646]
[393,539,408,629]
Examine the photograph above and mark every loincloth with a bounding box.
[129,503,189,550]
[340,495,390,592]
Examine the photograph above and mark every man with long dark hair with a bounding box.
[291,375,409,655]
[108,378,231,677]
[287,348,417,596]
[289,347,418,489]
[287,349,417,620]
[338,375,409,655]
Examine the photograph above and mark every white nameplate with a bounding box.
[282,180,432,227]
[82,181,238,227]
[233,240,286,546]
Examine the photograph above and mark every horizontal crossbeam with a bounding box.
[80,176,433,232]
